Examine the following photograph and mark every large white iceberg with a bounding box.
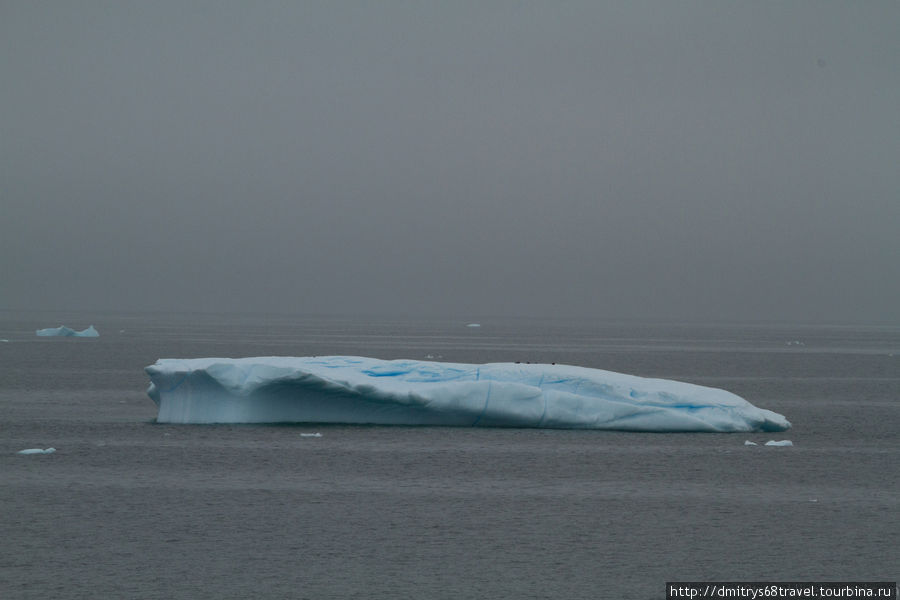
[145,356,790,432]
[36,325,99,337]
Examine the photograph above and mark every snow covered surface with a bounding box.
[145,356,790,432]
[36,325,99,337]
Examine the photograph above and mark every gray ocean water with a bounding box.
[1,311,898,599]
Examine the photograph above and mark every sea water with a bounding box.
[1,311,897,599]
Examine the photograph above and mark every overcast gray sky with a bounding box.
[2,1,898,323]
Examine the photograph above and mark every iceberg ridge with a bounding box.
[145,356,790,432]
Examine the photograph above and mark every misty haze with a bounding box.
[2,2,897,323]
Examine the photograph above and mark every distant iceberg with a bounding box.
[145,356,790,432]
[17,448,56,455]
[36,325,99,337]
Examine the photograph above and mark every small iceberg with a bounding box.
[300,433,322,438]
[36,325,99,337]
[17,448,56,455]
[466,323,481,328]
[765,440,793,446]
[744,440,758,446]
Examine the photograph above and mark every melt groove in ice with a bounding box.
[145,356,791,432]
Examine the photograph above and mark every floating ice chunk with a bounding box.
[300,433,322,437]
[36,325,99,337]
[466,323,481,328]
[17,447,56,455]
[765,440,793,446]
[744,440,758,446]
[145,356,791,432]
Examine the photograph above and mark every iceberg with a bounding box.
[17,448,56,455]
[145,356,790,432]
[36,325,99,337]
[765,440,794,446]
